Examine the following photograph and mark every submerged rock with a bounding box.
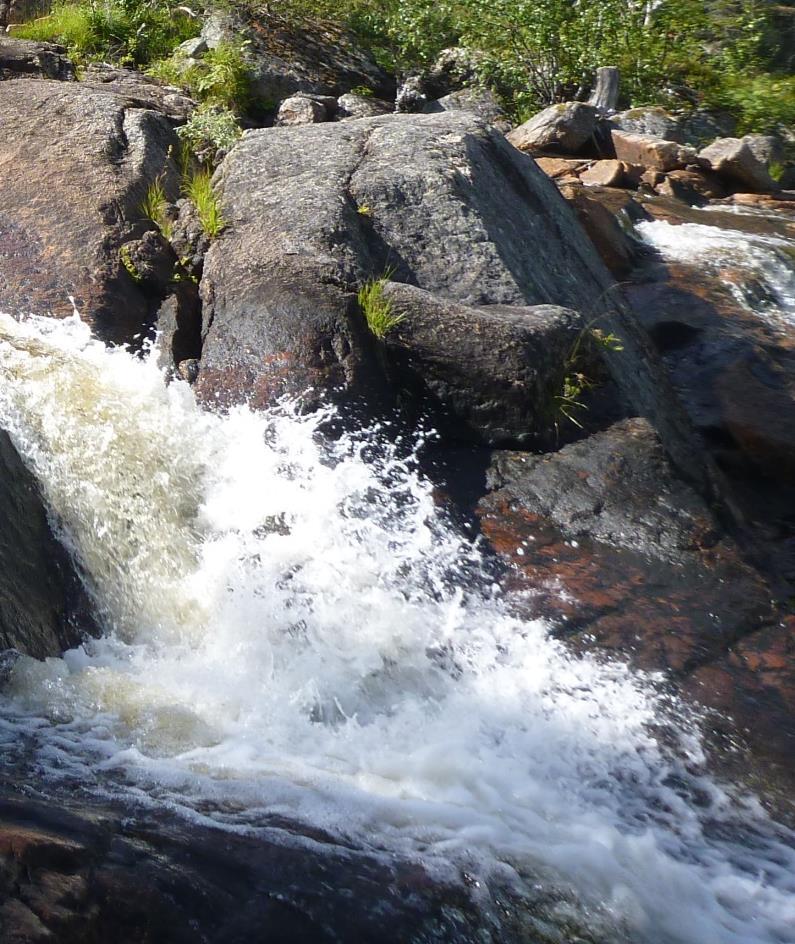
[0,79,181,344]
[0,430,94,659]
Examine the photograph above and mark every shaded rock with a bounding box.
[611,130,695,172]
[155,284,202,374]
[579,158,624,187]
[381,282,581,445]
[0,35,74,80]
[741,133,785,170]
[677,108,737,147]
[507,102,598,155]
[168,198,210,280]
[336,91,392,120]
[0,430,95,660]
[698,137,778,192]
[655,168,726,203]
[275,93,330,125]
[0,79,181,345]
[396,46,482,113]
[423,88,510,133]
[201,9,394,104]
[79,63,196,123]
[587,66,620,114]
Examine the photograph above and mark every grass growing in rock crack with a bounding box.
[140,176,173,240]
[555,325,623,430]
[358,276,403,339]
[185,170,226,239]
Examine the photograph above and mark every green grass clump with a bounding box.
[147,40,254,113]
[14,0,200,67]
[358,277,403,340]
[185,170,226,239]
[140,176,173,240]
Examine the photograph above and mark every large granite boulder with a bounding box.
[0,35,74,80]
[506,102,598,155]
[202,9,394,104]
[0,79,181,344]
[698,137,778,192]
[0,430,94,659]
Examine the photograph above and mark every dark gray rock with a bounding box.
[80,64,196,123]
[201,9,394,104]
[698,137,778,192]
[336,92,392,120]
[485,417,721,561]
[0,430,94,659]
[741,133,785,170]
[0,79,181,344]
[610,106,684,142]
[381,283,581,444]
[507,102,598,155]
[0,35,74,80]
[423,88,511,133]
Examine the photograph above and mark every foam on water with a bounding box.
[636,219,795,328]
[0,312,794,943]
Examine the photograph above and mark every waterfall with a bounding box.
[0,310,793,943]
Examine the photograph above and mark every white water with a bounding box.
[0,312,794,942]
[636,219,795,328]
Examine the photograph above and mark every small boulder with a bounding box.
[611,130,695,172]
[381,282,581,445]
[697,137,778,192]
[336,92,392,120]
[275,94,330,126]
[534,156,590,180]
[507,102,598,155]
[579,159,625,188]
[655,168,726,203]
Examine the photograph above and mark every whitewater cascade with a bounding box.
[0,310,793,943]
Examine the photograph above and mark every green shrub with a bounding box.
[358,276,403,339]
[147,40,254,113]
[185,169,226,239]
[177,104,243,165]
[15,0,200,67]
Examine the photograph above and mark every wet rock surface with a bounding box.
[0,79,181,344]
[0,431,94,659]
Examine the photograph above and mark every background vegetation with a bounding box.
[13,0,795,134]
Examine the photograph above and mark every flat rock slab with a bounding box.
[0,79,180,343]
[197,112,623,411]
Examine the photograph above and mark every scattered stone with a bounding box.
[275,94,330,126]
[0,429,95,659]
[336,91,392,120]
[698,137,778,192]
[507,102,598,155]
[0,79,181,344]
[611,130,695,172]
[0,35,74,80]
[168,198,210,280]
[534,157,590,179]
[579,158,624,187]
[423,88,511,133]
[381,282,581,445]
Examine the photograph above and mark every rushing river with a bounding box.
[0,309,794,943]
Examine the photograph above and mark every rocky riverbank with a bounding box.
[1,12,794,941]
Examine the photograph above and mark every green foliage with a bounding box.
[358,276,404,339]
[140,176,173,240]
[119,244,143,283]
[177,104,243,164]
[705,72,795,136]
[147,40,254,113]
[555,326,623,431]
[15,0,201,67]
[185,170,226,239]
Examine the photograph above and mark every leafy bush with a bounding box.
[177,104,243,165]
[15,0,200,67]
[147,40,254,113]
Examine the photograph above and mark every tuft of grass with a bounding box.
[140,176,173,240]
[358,276,403,339]
[185,170,226,239]
[554,325,623,431]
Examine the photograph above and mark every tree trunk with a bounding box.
[588,67,621,114]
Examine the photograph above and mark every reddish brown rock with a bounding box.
[579,158,624,187]
[558,184,644,277]
[655,168,726,203]
[534,156,590,179]
[611,130,695,172]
